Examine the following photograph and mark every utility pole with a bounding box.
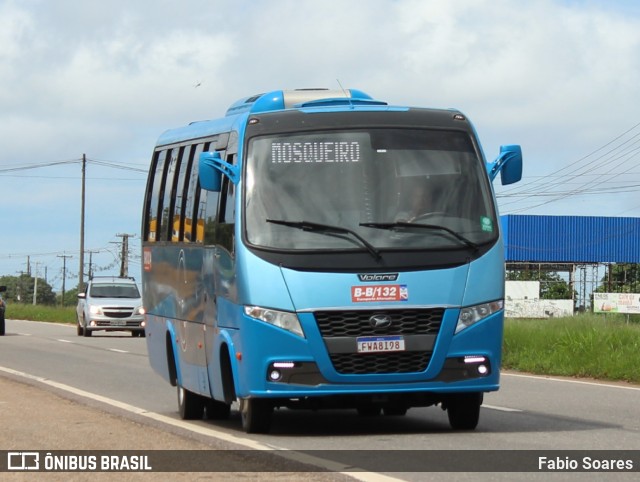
[116,233,135,277]
[86,250,99,280]
[32,262,39,305]
[79,153,86,293]
[57,254,73,306]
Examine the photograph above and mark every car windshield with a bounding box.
[89,284,140,298]
[245,128,497,252]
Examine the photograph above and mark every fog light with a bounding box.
[269,370,282,381]
[90,321,97,327]
[478,364,488,375]
[273,362,295,369]
[464,355,486,364]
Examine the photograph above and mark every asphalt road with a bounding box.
[1,318,639,481]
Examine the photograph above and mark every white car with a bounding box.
[76,277,145,337]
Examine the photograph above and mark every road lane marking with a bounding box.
[109,349,129,353]
[0,365,400,482]
[483,404,522,412]
[57,339,72,343]
[503,372,640,391]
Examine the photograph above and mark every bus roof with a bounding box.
[155,88,458,148]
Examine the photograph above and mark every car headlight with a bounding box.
[455,300,503,334]
[244,306,305,338]
[89,305,103,315]
[136,306,146,316]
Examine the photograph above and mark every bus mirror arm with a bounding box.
[487,144,523,185]
[199,152,240,192]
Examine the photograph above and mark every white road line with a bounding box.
[0,365,400,482]
[56,339,72,343]
[109,349,129,353]
[503,372,640,391]
[483,404,522,412]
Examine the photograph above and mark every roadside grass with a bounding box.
[5,305,640,384]
[6,304,76,324]
[503,314,640,384]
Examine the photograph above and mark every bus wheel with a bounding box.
[239,398,273,433]
[204,399,231,420]
[446,393,482,430]
[177,384,204,420]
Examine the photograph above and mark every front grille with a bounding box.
[330,352,432,374]
[103,307,135,318]
[314,309,444,375]
[314,308,444,337]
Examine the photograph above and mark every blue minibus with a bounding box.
[141,88,522,433]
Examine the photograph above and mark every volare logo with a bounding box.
[358,273,399,282]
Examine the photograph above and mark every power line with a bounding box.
[498,121,640,213]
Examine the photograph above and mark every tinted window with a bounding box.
[146,150,169,242]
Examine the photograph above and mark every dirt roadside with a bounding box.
[0,375,355,482]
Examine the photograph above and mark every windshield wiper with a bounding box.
[267,219,381,260]
[360,222,480,251]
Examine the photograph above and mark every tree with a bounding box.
[506,269,574,300]
[0,274,57,305]
[596,263,640,293]
[58,286,80,307]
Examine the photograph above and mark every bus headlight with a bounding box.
[455,300,503,334]
[244,306,305,338]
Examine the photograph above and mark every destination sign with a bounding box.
[271,141,361,163]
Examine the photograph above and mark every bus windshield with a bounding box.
[245,128,497,252]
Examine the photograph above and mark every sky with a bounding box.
[1,0,639,292]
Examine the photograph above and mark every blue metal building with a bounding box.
[500,215,640,264]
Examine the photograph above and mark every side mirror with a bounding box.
[488,145,522,185]
[199,151,240,192]
[77,292,86,299]
[199,152,223,192]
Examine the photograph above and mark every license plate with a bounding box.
[357,335,405,353]
[111,320,126,326]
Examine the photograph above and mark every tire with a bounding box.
[239,398,273,433]
[0,313,5,336]
[446,393,483,430]
[83,326,92,337]
[204,399,231,420]
[77,321,84,336]
[177,384,205,420]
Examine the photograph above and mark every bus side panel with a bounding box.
[145,312,172,384]
[143,244,210,397]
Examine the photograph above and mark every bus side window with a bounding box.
[159,149,181,242]
[172,145,195,242]
[202,150,224,245]
[184,143,209,243]
[145,149,170,242]
[213,153,235,253]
